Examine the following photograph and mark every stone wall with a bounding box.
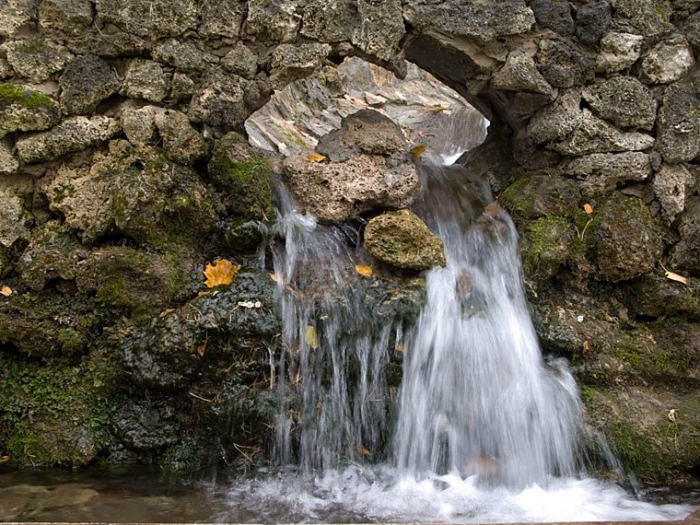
[1,0,699,483]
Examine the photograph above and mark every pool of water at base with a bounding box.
[1,464,699,523]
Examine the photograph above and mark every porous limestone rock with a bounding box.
[68,32,149,57]
[350,0,405,63]
[364,210,446,271]
[582,77,657,131]
[529,0,574,35]
[672,198,700,271]
[652,163,695,223]
[639,35,695,85]
[153,109,206,165]
[656,82,700,163]
[221,43,258,80]
[563,152,652,196]
[96,0,198,39]
[198,0,245,39]
[187,70,247,128]
[490,50,555,97]
[0,186,29,247]
[0,140,19,174]
[38,0,93,36]
[526,89,583,145]
[120,104,160,147]
[1,38,74,83]
[612,0,673,39]
[270,43,332,88]
[0,0,40,37]
[15,115,121,164]
[574,0,611,45]
[536,39,595,89]
[301,0,359,42]
[59,54,121,115]
[595,32,644,73]
[683,12,700,48]
[245,0,301,43]
[152,39,210,73]
[0,83,60,138]
[121,59,169,103]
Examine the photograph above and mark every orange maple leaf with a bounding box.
[203,259,240,288]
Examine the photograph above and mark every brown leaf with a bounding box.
[0,285,12,297]
[583,203,594,215]
[159,308,175,318]
[355,265,373,277]
[203,259,240,288]
[410,144,427,157]
[308,153,326,163]
[395,342,405,353]
[196,339,207,357]
[360,446,371,456]
[665,270,688,285]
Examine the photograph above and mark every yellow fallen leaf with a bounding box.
[355,265,373,277]
[0,285,11,297]
[203,259,240,288]
[159,308,175,318]
[427,105,449,112]
[305,325,319,349]
[395,342,405,352]
[308,153,326,163]
[410,144,427,157]
[269,272,280,282]
[360,446,371,456]
[583,203,594,215]
[0,455,9,463]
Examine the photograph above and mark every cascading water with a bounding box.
[219,111,695,523]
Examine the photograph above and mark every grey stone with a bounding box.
[403,0,535,45]
[0,58,11,80]
[0,84,60,139]
[245,0,302,43]
[170,72,195,102]
[536,39,595,89]
[564,152,652,196]
[0,185,29,247]
[656,82,700,163]
[595,32,644,73]
[187,70,247,128]
[198,0,245,39]
[270,43,332,87]
[152,39,208,73]
[301,0,359,42]
[67,32,149,57]
[0,140,18,174]
[526,89,583,145]
[490,50,555,97]
[351,0,405,63]
[316,109,406,163]
[221,43,258,80]
[364,209,446,271]
[612,0,673,39]
[0,0,40,37]
[574,1,611,45]
[121,59,169,102]
[640,35,695,85]
[582,76,657,130]
[652,163,695,223]
[38,0,93,35]
[550,109,655,156]
[530,0,575,35]
[2,38,74,83]
[153,109,206,165]
[15,115,121,163]
[120,104,160,146]
[113,400,180,451]
[672,197,700,271]
[282,152,421,222]
[683,12,700,49]
[96,0,198,38]
[59,54,120,115]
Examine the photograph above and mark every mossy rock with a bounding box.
[0,83,55,110]
[208,132,274,221]
[0,350,120,467]
[520,215,577,284]
[499,172,582,222]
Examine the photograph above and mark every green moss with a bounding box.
[18,38,44,54]
[608,421,675,482]
[0,83,54,109]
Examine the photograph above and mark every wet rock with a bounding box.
[0,0,40,37]
[39,0,93,36]
[68,31,149,57]
[640,35,695,85]
[526,89,583,145]
[121,59,169,103]
[403,0,535,45]
[270,43,331,88]
[187,70,247,128]
[530,0,575,35]
[245,0,301,44]
[595,32,644,73]
[316,109,406,163]
[364,209,446,271]
[1,38,74,83]
[574,0,611,45]
[152,39,210,73]
[96,0,198,39]
[672,197,700,272]
[198,0,245,39]
[15,115,120,164]
[221,42,258,80]
[0,185,29,248]
[0,83,59,138]
[656,82,700,163]
[153,109,206,165]
[59,54,121,115]
[536,39,595,89]
[588,194,663,282]
[490,50,555,97]
[582,77,657,131]
[623,272,700,320]
[652,163,695,223]
[113,399,180,451]
[208,132,274,220]
[550,109,654,156]
[563,152,652,197]
[521,215,577,283]
[351,0,405,63]
[0,140,18,174]
[612,0,673,39]
[500,173,582,222]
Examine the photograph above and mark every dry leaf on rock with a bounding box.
[203,259,240,288]
[308,153,326,163]
[0,285,11,297]
[305,325,319,349]
[355,265,373,277]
